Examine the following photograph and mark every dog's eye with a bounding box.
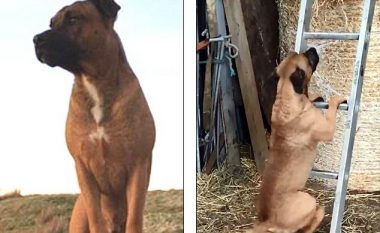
[68,16,80,25]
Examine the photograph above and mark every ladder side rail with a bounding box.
[295,0,315,53]
[196,21,201,174]
[329,0,377,232]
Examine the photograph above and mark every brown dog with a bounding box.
[33,1,155,233]
[248,48,345,233]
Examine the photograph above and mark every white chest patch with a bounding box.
[89,126,110,143]
[82,76,103,124]
[82,76,110,144]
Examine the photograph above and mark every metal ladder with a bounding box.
[294,0,376,232]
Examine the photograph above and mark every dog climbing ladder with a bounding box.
[294,0,376,232]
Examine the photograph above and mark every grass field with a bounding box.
[0,190,183,233]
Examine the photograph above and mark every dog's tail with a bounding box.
[246,221,293,233]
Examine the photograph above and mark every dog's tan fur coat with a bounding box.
[248,50,344,233]
[35,1,155,233]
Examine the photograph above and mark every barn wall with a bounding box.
[240,0,280,128]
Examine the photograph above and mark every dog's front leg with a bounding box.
[69,195,89,233]
[75,159,108,233]
[312,96,346,141]
[125,158,152,233]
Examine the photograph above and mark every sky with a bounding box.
[0,0,183,195]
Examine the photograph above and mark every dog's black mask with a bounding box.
[290,47,319,94]
[33,30,83,73]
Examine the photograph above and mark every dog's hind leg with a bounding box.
[276,191,319,232]
[300,205,325,233]
[69,195,90,233]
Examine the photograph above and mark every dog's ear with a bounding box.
[290,67,306,94]
[89,0,121,22]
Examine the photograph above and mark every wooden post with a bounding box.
[220,69,240,166]
[215,0,240,166]
[223,0,269,172]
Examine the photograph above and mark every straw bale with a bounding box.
[277,0,380,191]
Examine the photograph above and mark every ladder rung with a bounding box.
[311,169,339,180]
[304,32,360,40]
[313,102,349,111]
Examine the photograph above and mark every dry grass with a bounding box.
[0,190,183,233]
[36,206,68,233]
[197,159,259,232]
[197,158,380,233]
[0,189,22,201]
[37,216,68,233]
[144,190,184,233]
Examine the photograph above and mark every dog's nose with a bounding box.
[33,32,48,45]
[306,47,318,57]
[33,34,42,45]
[304,47,319,72]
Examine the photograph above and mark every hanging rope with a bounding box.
[198,35,239,77]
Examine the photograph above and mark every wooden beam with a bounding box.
[220,74,240,166]
[215,0,240,166]
[223,0,269,172]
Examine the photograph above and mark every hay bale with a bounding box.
[277,0,380,191]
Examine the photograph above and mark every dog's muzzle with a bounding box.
[33,32,51,65]
[33,30,82,72]
[304,47,319,72]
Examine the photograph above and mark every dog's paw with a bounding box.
[329,96,346,107]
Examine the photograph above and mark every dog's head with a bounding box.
[272,47,319,95]
[33,0,120,73]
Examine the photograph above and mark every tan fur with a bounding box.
[43,2,155,233]
[250,51,345,233]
